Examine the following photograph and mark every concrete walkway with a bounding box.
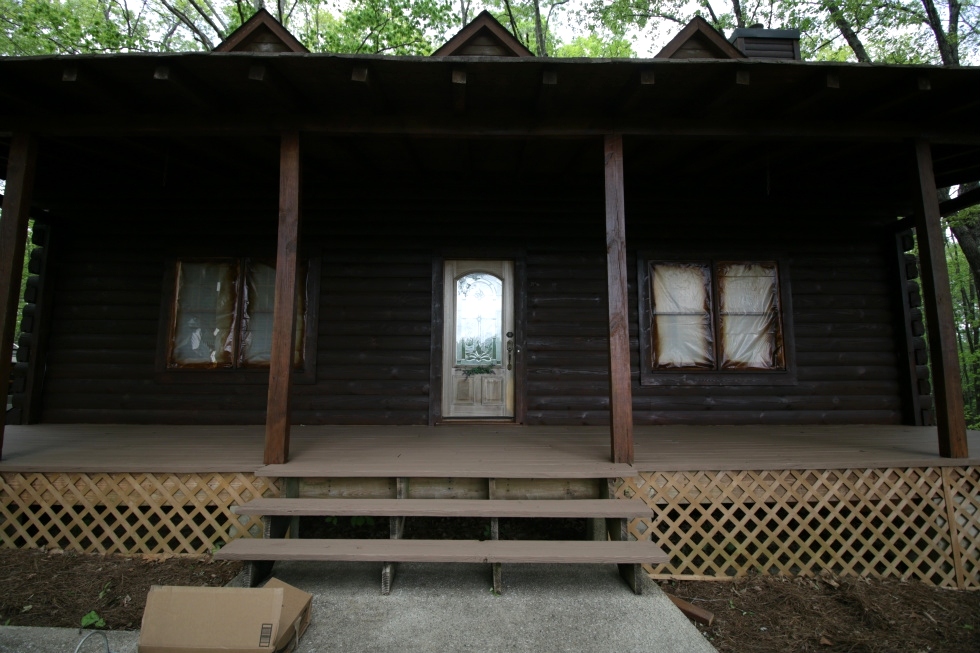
[0,562,717,653]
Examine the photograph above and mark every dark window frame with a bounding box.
[637,252,797,387]
[155,255,319,385]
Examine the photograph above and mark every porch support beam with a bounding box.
[0,132,37,459]
[264,130,302,465]
[912,139,968,458]
[603,134,634,465]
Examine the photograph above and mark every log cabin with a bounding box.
[2,10,980,591]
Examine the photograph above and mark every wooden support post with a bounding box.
[0,133,37,459]
[264,131,302,465]
[382,477,408,595]
[489,478,502,594]
[603,134,634,465]
[912,139,968,458]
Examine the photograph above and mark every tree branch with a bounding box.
[822,1,872,62]
[160,0,215,49]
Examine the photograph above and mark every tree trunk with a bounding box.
[532,0,547,56]
[822,2,872,62]
[950,183,980,293]
[920,0,959,64]
[731,0,745,28]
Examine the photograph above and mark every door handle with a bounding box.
[506,338,514,370]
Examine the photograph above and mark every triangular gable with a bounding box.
[655,16,745,59]
[214,8,309,53]
[432,10,534,57]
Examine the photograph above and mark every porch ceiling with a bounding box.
[1,424,978,476]
[1,55,979,213]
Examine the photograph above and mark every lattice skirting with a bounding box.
[617,467,980,589]
[0,473,279,554]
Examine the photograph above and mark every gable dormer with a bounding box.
[214,8,309,53]
[655,16,745,59]
[431,10,534,57]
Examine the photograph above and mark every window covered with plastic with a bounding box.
[169,259,306,369]
[649,260,783,372]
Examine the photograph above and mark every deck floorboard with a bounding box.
[1,424,977,474]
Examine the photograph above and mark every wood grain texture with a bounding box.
[0,133,37,457]
[913,140,968,457]
[214,538,669,564]
[265,130,302,464]
[603,134,634,464]
[231,497,654,518]
[3,424,979,475]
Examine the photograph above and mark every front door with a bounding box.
[442,260,515,419]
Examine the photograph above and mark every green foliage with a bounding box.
[80,610,106,628]
[555,32,634,57]
[0,0,152,54]
[946,221,980,430]
[297,0,454,54]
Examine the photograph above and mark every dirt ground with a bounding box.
[1,546,978,653]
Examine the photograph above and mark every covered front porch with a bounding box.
[1,423,978,475]
[2,424,979,588]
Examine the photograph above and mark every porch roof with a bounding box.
[1,424,978,476]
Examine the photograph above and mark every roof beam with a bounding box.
[452,67,467,114]
[61,65,130,112]
[2,113,979,145]
[940,184,980,216]
[153,65,213,109]
[249,64,301,111]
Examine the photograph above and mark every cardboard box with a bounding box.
[138,578,312,653]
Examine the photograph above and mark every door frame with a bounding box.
[429,252,527,425]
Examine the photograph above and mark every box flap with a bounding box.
[262,578,313,653]
[139,585,283,653]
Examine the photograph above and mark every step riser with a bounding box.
[233,498,653,519]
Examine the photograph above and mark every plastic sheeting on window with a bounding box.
[239,261,307,367]
[651,263,714,369]
[717,263,782,370]
[170,261,238,367]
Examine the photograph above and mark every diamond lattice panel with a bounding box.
[1,473,279,554]
[617,468,961,588]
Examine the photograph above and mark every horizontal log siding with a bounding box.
[524,239,904,426]
[36,193,905,427]
[291,254,432,424]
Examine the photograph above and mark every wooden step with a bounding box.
[216,538,669,565]
[232,498,653,519]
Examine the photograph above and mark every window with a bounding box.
[167,259,307,370]
[639,258,792,385]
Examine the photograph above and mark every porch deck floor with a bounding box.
[1,424,978,475]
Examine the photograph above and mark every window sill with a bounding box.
[639,369,798,387]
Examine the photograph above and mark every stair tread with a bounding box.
[233,498,653,518]
[216,538,669,564]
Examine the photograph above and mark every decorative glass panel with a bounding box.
[455,272,502,366]
[170,261,237,367]
[651,263,714,369]
[718,262,782,369]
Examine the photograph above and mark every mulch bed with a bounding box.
[665,573,980,652]
[0,548,243,630]
[2,539,978,653]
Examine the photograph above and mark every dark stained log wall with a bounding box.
[35,178,906,428]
